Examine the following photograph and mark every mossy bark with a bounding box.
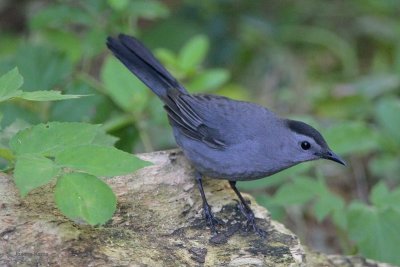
[0,149,393,266]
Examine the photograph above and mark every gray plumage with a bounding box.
[106,34,345,236]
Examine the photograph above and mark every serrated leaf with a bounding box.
[14,154,60,197]
[9,122,116,156]
[188,69,230,92]
[179,35,209,72]
[18,91,87,101]
[101,56,150,113]
[0,67,23,102]
[347,203,400,265]
[55,145,151,177]
[55,173,116,225]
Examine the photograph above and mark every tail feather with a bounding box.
[106,34,188,100]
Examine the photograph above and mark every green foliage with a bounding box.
[16,45,73,92]
[347,183,400,264]
[10,122,115,156]
[55,172,116,225]
[101,56,150,113]
[0,65,150,226]
[8,121,149,225]
[324,121,380,155]
[375,98,400,142]
[153,35,230,93]
[179,35,209,72]
[14,154,60,197]
[1,0,400,264]
[0,68,23,101]
[55,145,150,177]
[0,68,83,103]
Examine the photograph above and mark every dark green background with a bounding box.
[1,0,399,264]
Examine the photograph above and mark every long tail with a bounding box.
[106,34,188,100]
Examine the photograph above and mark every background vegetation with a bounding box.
[0,0,399,265]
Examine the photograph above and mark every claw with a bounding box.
[203,204,223,234]
[237,202,267,238]
[244,213,267,238]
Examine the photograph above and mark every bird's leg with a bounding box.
[229,181,266,237]
[194,172,222,233]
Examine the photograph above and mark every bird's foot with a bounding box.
[237,203,267,238]
[244,214,267,238]
[203,204,223,234]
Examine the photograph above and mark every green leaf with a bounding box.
[314,192,345,222]
[347,202,400,265]
[315,95,370,119]
[178,35,209,72]
[0,67,23,102]
[101,56,150,113]
[107,0,129,11]
[17,91,87,101]
[129,0,169,19]
[55,145,151,177]
[16,45,72,91]
[271,176,319,205]
[375,98,400,142]
[13,154,60,197]
[188,69,230,92]
[238,162,313,190]
[50,81,106,122]
[255,194,285,221]
[370,182,400,210]
[155,48,178,68]
[0,147,14,162]
[92,130,118,147]
[324,121,380,155]
[37,31,83,63]
[30,5,91,29]
[9,122,116,156]
[369,154,400,182]
[55,172,116,225]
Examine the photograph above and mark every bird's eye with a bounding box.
[301,141,311,150]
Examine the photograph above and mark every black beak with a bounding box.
[321,150,346,166]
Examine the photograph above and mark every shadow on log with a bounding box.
[0,149,393,266]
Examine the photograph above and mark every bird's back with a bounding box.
[183,94,277,143]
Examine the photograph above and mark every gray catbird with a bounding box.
[106,34,345,236]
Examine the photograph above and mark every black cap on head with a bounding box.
[285,119,328,148]
[286,119,346,165]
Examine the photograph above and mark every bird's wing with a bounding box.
[164,89,227,149]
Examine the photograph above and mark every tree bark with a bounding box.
[0,149,393,266]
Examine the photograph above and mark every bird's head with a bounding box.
[282,119,346,166]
